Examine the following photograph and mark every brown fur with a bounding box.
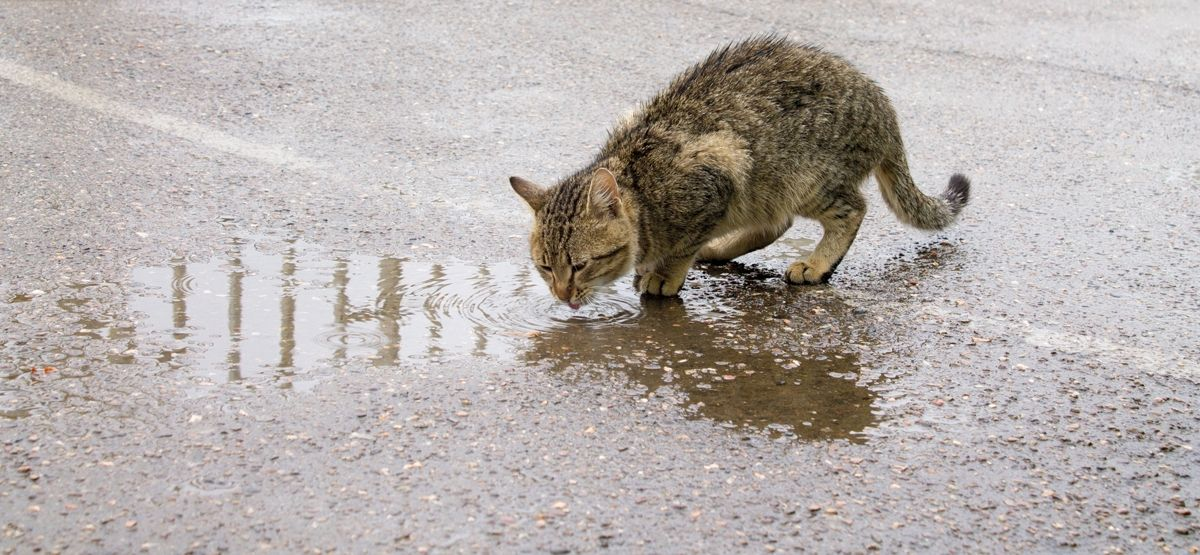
[510,36,970,304]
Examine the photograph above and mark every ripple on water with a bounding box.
[314,329,387,349]
[181,477,239,496]
[169,271,198,295]
[411,269,645,335]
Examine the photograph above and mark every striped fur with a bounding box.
[510,36,971,303]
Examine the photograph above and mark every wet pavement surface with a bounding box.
[2,1,1199,552]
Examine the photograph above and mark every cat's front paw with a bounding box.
[639,272,685,296]
[785,260,832,285]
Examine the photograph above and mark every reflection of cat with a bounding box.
[510,36,970,307]
[519,264,878,440]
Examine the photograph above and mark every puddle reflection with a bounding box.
[128,238,643,385]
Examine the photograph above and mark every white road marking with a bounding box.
[0,57,324,172]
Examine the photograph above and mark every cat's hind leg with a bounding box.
[697,219,794,263]
[786,190,866,285]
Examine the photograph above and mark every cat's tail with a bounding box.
[874,156,970,230]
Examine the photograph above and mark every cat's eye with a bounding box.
[537,264,552,273]
[571,261,588,272]
[594,246,626,260]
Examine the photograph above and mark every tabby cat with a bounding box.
[510,36,970,308]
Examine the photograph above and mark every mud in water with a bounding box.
[5,236,880,439]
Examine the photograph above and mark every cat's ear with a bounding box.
[509,176,547,212]
[588,168,621,216]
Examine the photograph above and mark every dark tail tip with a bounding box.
[943,174,971,214]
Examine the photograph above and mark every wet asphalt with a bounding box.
[2,1,1199,553]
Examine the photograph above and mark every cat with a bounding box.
[509,36,970,308]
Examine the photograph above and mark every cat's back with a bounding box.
[664,36,827,96]
[639,36,883,133]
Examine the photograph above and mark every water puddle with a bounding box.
[7,235,881,440]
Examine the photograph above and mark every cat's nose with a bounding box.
[552,283,574,302]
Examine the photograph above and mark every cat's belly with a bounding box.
[719,175,820,231]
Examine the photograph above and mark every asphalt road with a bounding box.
[2,1,1199,552]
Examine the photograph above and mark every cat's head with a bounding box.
[509,168,636,308]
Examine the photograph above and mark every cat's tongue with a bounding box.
[568,302,581,310]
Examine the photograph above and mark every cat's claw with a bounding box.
[785,260,832,285]
[638,273,684,296]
